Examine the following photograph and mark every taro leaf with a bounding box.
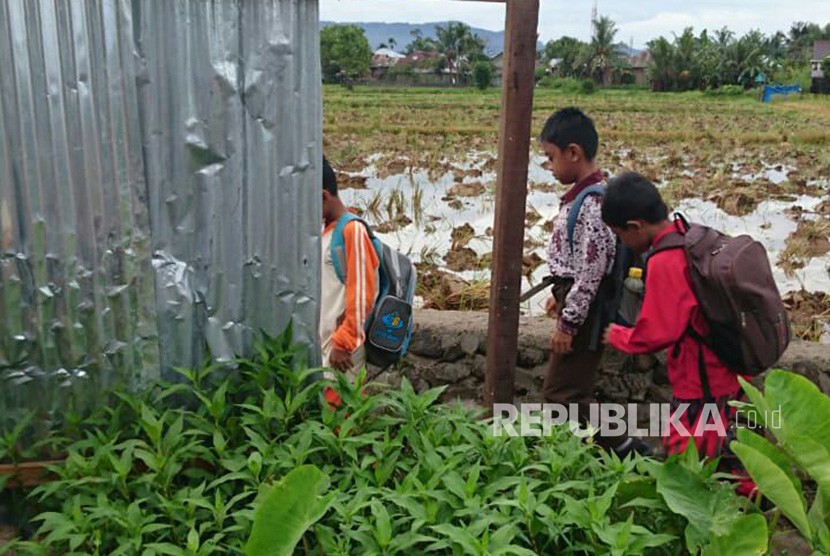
[808,486,830,554]
[245,465,333,556]
[781,431,830,496]
[735,428,799,491]
[764,370,830,455]
[653,459,742,553]
[701,513,768,556]
[731,442,811,541]
[737,377,772,428]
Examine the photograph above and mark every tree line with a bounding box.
[321,22,495,89]
[545,19,830,91]
[322,18,830,91]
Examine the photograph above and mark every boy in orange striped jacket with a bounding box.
[320,157,379,383]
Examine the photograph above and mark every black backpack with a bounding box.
[565,186,644,348]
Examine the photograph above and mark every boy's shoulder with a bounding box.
[646,245,687,275]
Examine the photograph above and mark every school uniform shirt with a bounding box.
[546,170,616,335]
[607,221,741,400]
[320,218,379,370]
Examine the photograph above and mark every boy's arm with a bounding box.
[608,251,696,354]
[558,199,615,335]
[331,221,379,353]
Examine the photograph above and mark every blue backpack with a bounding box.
[330,213,417,369]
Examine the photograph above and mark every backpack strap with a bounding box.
[567,184,606,253]
[647,214,690,260]
[687,327,714,402]
[331,212,378,284]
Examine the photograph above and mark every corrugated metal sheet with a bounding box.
[0,0,321,430]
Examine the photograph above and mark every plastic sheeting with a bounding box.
[0,0,321,430]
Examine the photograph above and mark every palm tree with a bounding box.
[647,36,676,91]
[388,37,397,51]
[673,27,698,90]
[435,23,485,82]
[587,16,621,85]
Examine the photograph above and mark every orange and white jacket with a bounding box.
[320,218,379,369]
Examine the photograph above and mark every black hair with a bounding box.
[539,107,599,161]
[601,172,669,228]
[323,157,337,196]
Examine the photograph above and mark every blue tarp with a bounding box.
[762,85,801,102]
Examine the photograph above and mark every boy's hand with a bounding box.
[544,296,557,317]
[330,348,353,372]
[550,329,573,355]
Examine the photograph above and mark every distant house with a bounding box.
[370,48,405,79]
[812,40,830,94]
[491,52,504,86]
[547,58,563,75]
[400,50,442,70]
[627,50,652,86]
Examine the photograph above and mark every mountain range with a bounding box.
[321,21,543,55]
[321,21,643,58]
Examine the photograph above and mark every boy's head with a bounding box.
[601,172,670,253]
[539,107,599,185]
[322,157,338,221]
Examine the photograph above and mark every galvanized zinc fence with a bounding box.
[0,0,321,431]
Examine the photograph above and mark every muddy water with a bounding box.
[339,153,830,317]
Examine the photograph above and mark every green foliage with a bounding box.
[404,29,439,55]
[585,16,622,85]
[704,84,744,96]
[823,57,830,78]
[645,447,766,555]
[543,36,586,78]
[320,25,373,82]
[732,370,830,554]
[536,77,597,95]
[473,62,494,90]
[647,24,830,92]
[1,328,761,555]
[580,79,598,95]
[432,22,487,79]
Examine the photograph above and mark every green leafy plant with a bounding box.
[245,465,333,556]
[731,370,830,554]
[0,326,759,555]
[473,61,495,90]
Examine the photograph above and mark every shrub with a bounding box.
[473,61,495,91]
[580,79,597,94]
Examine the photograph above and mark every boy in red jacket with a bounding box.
[601,172,754,496]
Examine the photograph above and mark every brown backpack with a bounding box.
[651,215,791,377]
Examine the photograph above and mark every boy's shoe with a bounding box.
[614,438,654,458]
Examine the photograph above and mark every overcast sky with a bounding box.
[320,0,830,49]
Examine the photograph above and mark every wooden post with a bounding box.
[484,0,540,408]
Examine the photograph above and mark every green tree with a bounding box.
[473,61,495,90]
[734,30,768,87]
[435,22,486,81]
[544,36,586,77]
[320,25,372,83]
[405,29,439,54]
[647,36,676,91]
[585,16,622,85]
